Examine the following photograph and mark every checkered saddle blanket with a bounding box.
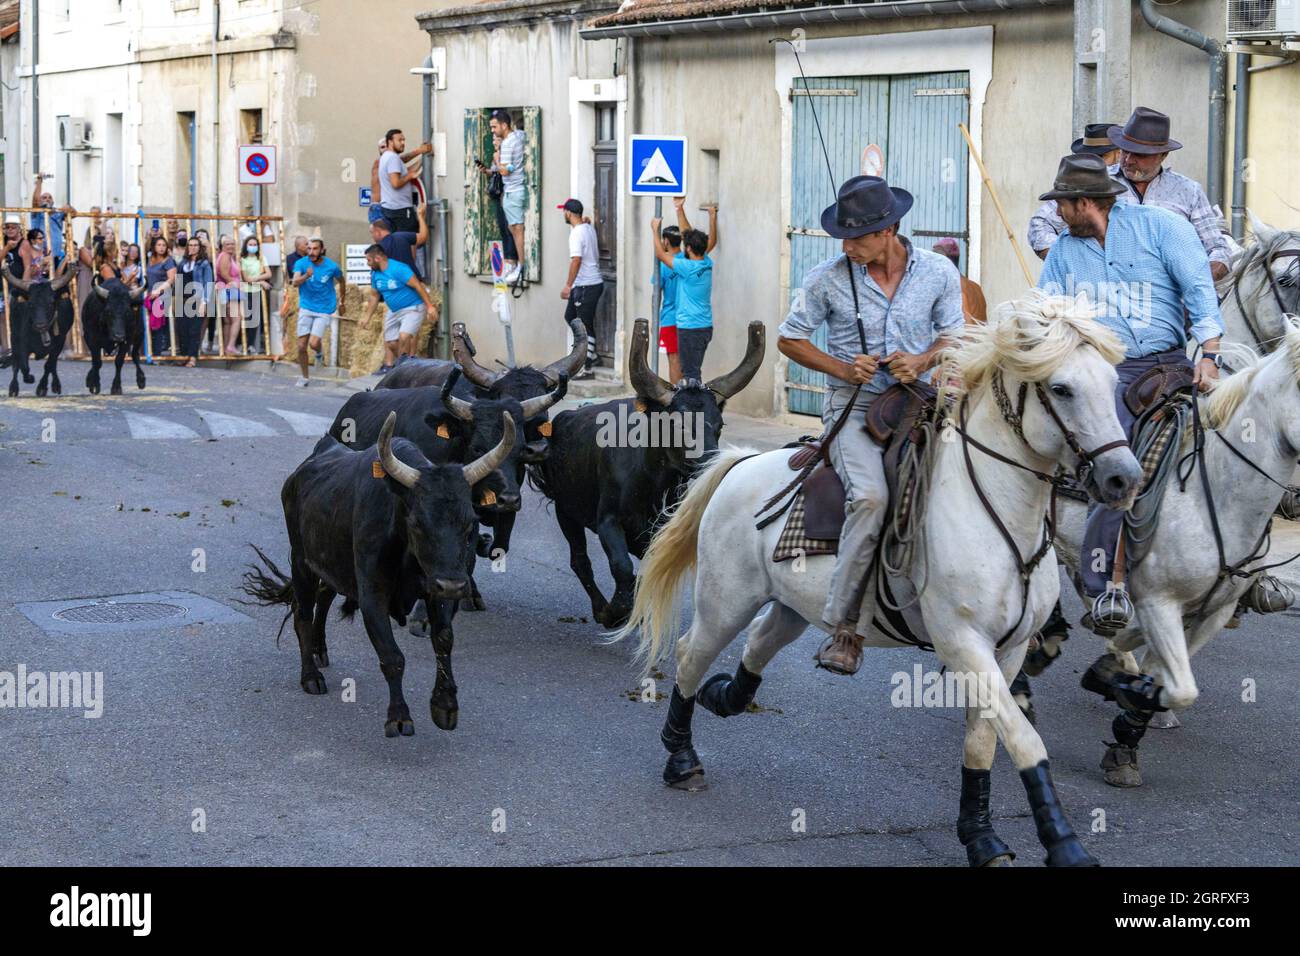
[772,491,839,563]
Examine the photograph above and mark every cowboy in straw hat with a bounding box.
[777,175,964,676]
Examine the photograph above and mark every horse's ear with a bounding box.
[1247,209,1277,246]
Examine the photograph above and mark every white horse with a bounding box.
[616,292,1143,867]
[1049,323,1300,787]
[1218,212,1300,362]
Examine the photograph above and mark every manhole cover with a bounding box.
[53,602,187,625]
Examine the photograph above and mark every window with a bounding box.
[462,106,541,280]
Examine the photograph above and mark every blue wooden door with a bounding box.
[786,72,970,415]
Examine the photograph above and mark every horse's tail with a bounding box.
[238,544,295,644]
[613,447,757,673]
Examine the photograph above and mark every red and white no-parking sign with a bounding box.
[238,144,277,185]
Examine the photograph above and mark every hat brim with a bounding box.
[1037,179,1128,202]
[820,187,913,239]
[1107,126,1182,154]
[1071,138,1117,156]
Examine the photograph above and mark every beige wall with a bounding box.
[1231,55,1300,232]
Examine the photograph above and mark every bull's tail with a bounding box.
[613,447,757,673]
[239,544,295,643]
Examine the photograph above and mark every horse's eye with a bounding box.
[1050,384,1073,399]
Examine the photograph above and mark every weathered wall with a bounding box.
[1232,56,1300,231]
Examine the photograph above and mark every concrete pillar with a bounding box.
[1073,0,1131,134]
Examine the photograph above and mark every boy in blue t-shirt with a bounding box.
[290,238,346,386]
[651,196,718,380]
[655,224,683,383]
[360,244,438,373]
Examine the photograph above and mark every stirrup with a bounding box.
[1090,582,1134,632]
[1242,574,1295,614]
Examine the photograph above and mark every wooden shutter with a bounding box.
[463,108,484,276]
[521,106,541,283]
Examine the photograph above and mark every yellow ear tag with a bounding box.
[634,400,647,414]
[372,460,385,479]
[436,423,451,439]
[538,421,552,437]
[480,489,497,506]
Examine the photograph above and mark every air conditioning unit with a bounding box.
[1227,0,1300,39]
[58,116,92,151]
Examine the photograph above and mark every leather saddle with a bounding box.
[1124,362,1195,418]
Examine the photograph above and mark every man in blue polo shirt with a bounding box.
[290,238,346,387]
[360,243,438,372]
[651,196,718,380]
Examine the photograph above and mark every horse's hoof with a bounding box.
[384,718,415,738]
[313,650,330,668]
[965,833,1016,868]
[430,700,459,731]
[982,854,1015,867]
[1101,743,1143,788]
[1045,839,1099,867]
[663,746,706,790]
[1147,710,1180,730]
[600,605,631,629]
[301,674,328,695]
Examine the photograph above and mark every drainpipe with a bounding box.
[1231,54,1248,239]
[1137,0,1225,211]
[212,2,220,215]
[31,0,38,180]
[412,54,449,359]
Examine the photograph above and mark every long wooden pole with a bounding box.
[958,122,1035,288]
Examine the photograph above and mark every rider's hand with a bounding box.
[1194,357,1219,392]
[884,351,927,384]
[847,354,879,385]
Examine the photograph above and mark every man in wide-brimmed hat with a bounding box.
[1028,109,1231,280]
[1036,153,1224,628]
[777,175,964,676]
[1028,123,1118,255]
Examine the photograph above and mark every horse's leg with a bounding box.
[556,509,609,623]
[941,633,1097,866]
[696,601,804,718]
[660,581,768,790]
[111,345,126,395]
[427,599,459,731]
[958,704,1015,867]
[133,342,146,390]
[356,588,413,737]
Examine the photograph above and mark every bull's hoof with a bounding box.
[313,649,330,668]
[6,383,16,397]
[301,674,328,695]
[51,381,61,396]
[110,383,123,396]
[136,373,146,390]
[430,699,459,731]
[598,604,631,629]
[384,718,416,738]
[663,746,706,790]
[464,591,486,612]
[35,382,48,398]
[86,378,99,395]
[1102,743,1143,788]
[1045,838,1099,867]
[22,371,33,384]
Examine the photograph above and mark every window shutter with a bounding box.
[521,106,541,283]
[463,108,484,276]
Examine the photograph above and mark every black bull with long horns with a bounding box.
[5,260,75,398]
[82,278,149,396]
[242,411,516,737]
[530,318,765,627]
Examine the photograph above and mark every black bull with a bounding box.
[376,318,587,555]
[5,265,75,398]
[242,411,516,737]
[531,319,765,627]
[82,279,148,395]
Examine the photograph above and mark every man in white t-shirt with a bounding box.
[378,128,432,234]
[558,198,603,379]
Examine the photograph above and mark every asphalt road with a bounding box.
[1,362,1296,866]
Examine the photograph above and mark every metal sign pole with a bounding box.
[650,195,662,374]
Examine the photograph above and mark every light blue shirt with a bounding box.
[1037,202,1223,358]
[671,256,713,330]
[656,256,681,328]
[31,209,65,261]
[778,238,965,391]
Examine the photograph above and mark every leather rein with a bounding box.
[1221,246,1300,361]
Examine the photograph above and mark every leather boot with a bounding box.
[815,621,864,676]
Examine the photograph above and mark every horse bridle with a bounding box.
[1223,246,1300,356]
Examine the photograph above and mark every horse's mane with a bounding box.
[940,289,1124,405]
[1227,220,1300,294]
[1204,321,1300,429]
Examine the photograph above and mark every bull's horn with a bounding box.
[540,319,588,387]
[445,389,475,422]
[462,412,516,487]
[451,322,501,389]
[628,318,675,406]
[440,365,462,409]
[51,260,73,292]
[377,411,420,489]
[7,273,30,293]
[518,372,568,419]
[706,321,766,399]
[129,284,146,303]
[94,283,109,299]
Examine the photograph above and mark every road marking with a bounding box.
[123,412,201,440]
[267,407,333,437]
[196,409,277,438]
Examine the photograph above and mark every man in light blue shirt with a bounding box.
[776,175,963,675]
[1036,153,1223,622]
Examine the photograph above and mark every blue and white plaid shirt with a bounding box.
[1028,164,1231,267]
[779,237,965,392]
[1036,202,1223,358]
[500,130,525,192]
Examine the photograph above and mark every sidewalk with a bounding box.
[1268,518,1300,595]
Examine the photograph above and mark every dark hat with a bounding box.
[1108,107,1182,155]
[1037,153,1128,202]
[557,198,583,215]
[820,176,913,239]
[1071,123,1119,156]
